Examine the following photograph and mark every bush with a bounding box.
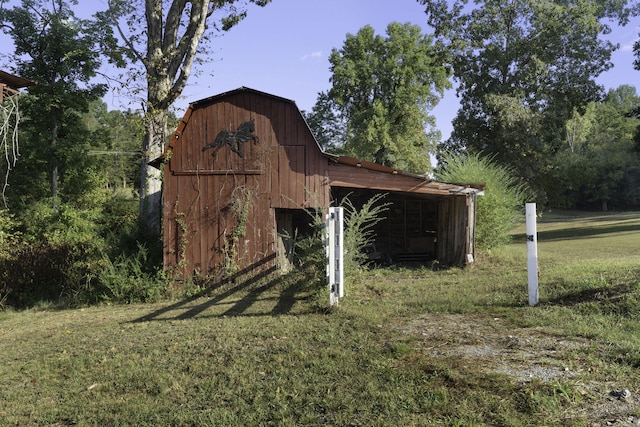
[98,243,165,304]
[436,152,528,251]
[340,193,389,276]
[292,194,389,283]
[0,196,166,309]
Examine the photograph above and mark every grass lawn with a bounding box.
[1,211,639,426]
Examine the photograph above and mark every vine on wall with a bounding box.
[221,185,252,277]
[173,199,188,270]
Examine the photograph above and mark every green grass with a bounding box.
[1,211,639,426]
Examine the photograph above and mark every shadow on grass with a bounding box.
[543,279,640,317]
[132,254,320,322]
[512,222,640,243]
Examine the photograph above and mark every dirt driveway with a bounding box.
[399,313,640,426]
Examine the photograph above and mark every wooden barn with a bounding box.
[159,87,483,278]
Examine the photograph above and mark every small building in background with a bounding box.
[158,87,483,279]
[0,70,35,102]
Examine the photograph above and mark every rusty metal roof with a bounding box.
[0,70,35,90]
[326,153,485,195]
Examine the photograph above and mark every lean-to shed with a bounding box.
[159,87,483,278]
[0,70,35,102]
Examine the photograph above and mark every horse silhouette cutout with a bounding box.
[202,119,260,158]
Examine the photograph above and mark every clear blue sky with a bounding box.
[2,0,639,141]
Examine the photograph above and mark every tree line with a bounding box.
[305,0,640,211]
[0,0,639,307]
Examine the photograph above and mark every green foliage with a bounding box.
[291,209,326,280]
[322,22,450,172]
[98,243,165,304]
[302,91,347,153]
[0,192,165,308]
[340,193,390,276]
[0,1,167,309]
[289,194,389,288]
[83,102,145,194]
[0,0,108,212]
[437,152,528,250]
[424,0,635,198]
[551,85,640,210]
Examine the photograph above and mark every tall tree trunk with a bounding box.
[139,107,167,234]
[51,109,59,213]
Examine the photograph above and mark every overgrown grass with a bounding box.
[0,211,639,425]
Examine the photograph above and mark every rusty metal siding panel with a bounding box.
[329,163,451,196]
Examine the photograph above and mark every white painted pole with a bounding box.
[526,203,539,306]
[334,207,344,298]
[326,207,344,306]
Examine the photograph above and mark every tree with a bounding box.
[324,22,451,173]
[631,40,640,151]
[96,0,271,233]
[549,85,640,210]
[0,0,107,212]
[82,101,145,194]
[421,0,634,199]
[302,91,347,153]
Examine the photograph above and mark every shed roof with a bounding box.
[0,70,35,91]
[327,154,484,197]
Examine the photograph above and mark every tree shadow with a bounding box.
[541,278,640,317]
[132,255,320,322]
[512,222,640,243]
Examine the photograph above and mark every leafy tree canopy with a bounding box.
[421,0,635,199]
[0,0,108,210]
[549,85,640,210]
[323,22,451,173]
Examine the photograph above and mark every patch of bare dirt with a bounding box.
[398,313,640,426]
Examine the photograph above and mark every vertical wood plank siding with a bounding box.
[437,196,470,265]
[162,90,329,276]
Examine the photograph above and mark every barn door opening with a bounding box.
[276,210,294,272]
[275,208,320,272]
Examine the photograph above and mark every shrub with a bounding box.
[340,193,389,276]
[292,194,389,282]
[0,239,92,308]
[0,195,166,309]
[436,152,528,251]
[98,243,165,304]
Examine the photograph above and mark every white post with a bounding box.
[326,207,344,306]
[334,208,344,298]
[526,203,539,306]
